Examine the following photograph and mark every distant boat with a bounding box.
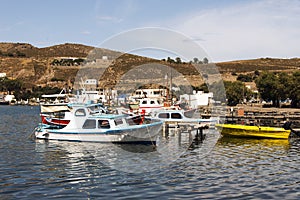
[40,103,107,128]
[137,98,164,115]
[39,89,108,128]
[0,94,9,105]
[35,104,162,144]
[0,101,9,105]
[215,124,291,139]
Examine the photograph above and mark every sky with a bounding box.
[1,0,300,62]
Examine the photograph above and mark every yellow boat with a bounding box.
[215,124,291,139]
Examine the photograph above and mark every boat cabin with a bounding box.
[154,110,190,121]
[138,98,163,115]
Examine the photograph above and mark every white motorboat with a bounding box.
[151,109,216,126]
[35,104,163,144]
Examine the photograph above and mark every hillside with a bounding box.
[0,42,300,90]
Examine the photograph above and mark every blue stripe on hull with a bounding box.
[36,138,156,145]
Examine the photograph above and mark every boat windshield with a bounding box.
[75,109,86,116]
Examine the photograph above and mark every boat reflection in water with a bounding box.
[215,124,291,139]
[217,136,291,152]
[34,127,220,174]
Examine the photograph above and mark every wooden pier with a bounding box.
[162,122,209,147]
[200,105,300,127]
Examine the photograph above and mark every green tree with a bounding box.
[278,72,293,104]
[224,81,251,106]
[0,77,22,92]
[290,71,300,107]
[237,74,252,82]
[175,57,182,64]
[255,71,284,107]
[167,57,175,63]
[203,57,209,64]
[193,57,199,63]
[192,83,209,93]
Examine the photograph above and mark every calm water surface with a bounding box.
[1,105,300,199]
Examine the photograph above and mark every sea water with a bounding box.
[1,105,300,199]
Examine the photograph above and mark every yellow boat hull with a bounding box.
[215,124,291,139]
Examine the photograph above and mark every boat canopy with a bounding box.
[41,94,69,98]
[41,105,71,113]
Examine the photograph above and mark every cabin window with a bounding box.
[82,119,96,129]
[75,109,86,116]
[98,120,110,129]
[171,113,182,119]
[126,116,142,125]
[150,100,156,104]
[142,100,147,104]
[114,118,124,126]
[154,91,160,95]
[158,113,169,119]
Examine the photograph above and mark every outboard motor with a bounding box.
[282,121,292,130]
[283,121,300,137]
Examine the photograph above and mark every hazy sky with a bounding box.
[1,0,299,62]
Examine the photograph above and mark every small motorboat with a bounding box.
[151,109,217,127]
[215,123,291,139]
[35,104,163,144]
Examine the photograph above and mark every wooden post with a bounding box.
[194,127,204,144]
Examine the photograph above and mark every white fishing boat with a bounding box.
[151,109,217,126]
[35,104,163,144]
[137,98,164,115]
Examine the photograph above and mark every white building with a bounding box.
[0,73,6,78]
[180,91,213,108]
[84,79,98,90]
[4,94,15,102]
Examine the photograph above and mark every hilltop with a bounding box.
[0,42,300,90]
[217,58,300,73]
[0,42,105,58]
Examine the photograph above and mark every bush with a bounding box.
[237,74,252,82]
[50,77,65,82]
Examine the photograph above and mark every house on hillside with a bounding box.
[179,91,213,109]
[0,73,6,78]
